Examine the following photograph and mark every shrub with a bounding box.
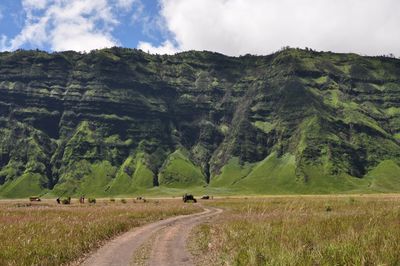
[121,199,127,204]
[62,198,71,205]
[110,198,115,202]
[88,198,96,204]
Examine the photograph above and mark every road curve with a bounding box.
[81,206,222,266]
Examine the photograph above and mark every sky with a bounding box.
[0,0,399,56]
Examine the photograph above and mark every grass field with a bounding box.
[191,195,400,265]
[2,195,400,266]
[0,198,200,265]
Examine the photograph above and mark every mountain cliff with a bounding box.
[0,48,399,197]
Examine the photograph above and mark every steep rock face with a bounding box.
[0,48,399,197]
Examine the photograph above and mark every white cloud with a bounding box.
[50,20,116,51]
[6,15,50,50]
[130,0,145,23]
[148,0,400,56]
[0,0,140,52]
[138,40,179,54]
[3,0,399,56]
[116,0,135,10]
[22,0,49,10]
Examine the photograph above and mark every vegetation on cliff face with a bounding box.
[0,48,399,197]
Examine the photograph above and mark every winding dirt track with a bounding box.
[81,206,222,266]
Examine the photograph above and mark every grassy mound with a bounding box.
[158,149,206,188]
[0,172,46,198]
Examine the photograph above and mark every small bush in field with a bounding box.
[88,198,96,204]
[348,197,356,204]
[121,199,127,204]
[325,205,332,212]
[110,198,115,202]
[61,198,71,205]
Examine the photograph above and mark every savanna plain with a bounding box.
[1,195,400,266]
[190,195,400,266]
[0,198,200,265]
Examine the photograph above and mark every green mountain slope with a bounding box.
[0,48,399,197]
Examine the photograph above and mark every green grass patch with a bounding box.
[386,107,400,117]
[234,153,298,194]
[0,173,47,198]
[365,160,400,192]
[108,152,154,195]
[211,157,254,187]
[252,121,275,134]
[158,149,206,187]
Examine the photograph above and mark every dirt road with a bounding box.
[81,206,222,266]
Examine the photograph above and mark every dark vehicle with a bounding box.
[201,195,210,200]
[29,196,41,202]
[183,194,197,203]
[29,192,47,202]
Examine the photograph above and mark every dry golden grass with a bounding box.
[0,198,200,266]
[192,195,400,266]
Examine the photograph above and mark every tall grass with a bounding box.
[0,199,199,265]
[193,195,400,265]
